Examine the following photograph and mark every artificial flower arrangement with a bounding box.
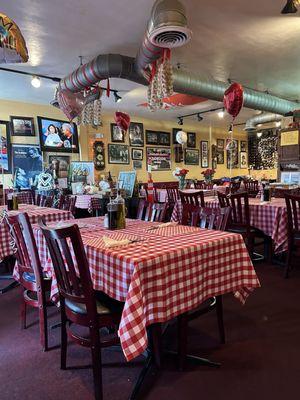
[172,167,189,190]
[201,168,215,182]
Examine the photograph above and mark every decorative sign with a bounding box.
[147,147,171,171]
[11,144,42,188]
[280,130,299,146]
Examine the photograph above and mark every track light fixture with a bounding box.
[197,113,203,122]
[177,117,183,126]
[257,131,263,138]
[218,109,225,119]
[31,76,41,88]
[114,91,122,103]
[281,0,298,14]
[275,121,281,128]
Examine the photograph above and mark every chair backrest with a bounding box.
[7,212,44,288]
[65,195,76,214]
[181,203,200,226]
[179,190,205,207]
[217,191,230,208]
[166,187,179,203]
[191,206,231,231]
[227,192,250,228]
[39,221,98,319]
[194,181,205,189]
[285,193,300,235]
[203,182,214,190]
[244,180,259,194]
[36,194,54,207]
[137,198,149,220]
[229,181,241,194]
[137,200,167,222]
[57,194,66,209]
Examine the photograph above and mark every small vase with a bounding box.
[178,176,186,190]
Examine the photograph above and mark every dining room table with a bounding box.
[30,216,260,363]
[171,196,290,253]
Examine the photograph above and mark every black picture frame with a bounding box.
[48,154,71,178]
[216,149,224,164]
[146,147,171,171]
[158,131,171,146]
[131,148,143,160]
[129,122,144,147]
[133,160,142,169]
[11,144,43,188]
[240,140,247,152]
[10,116,35,136]
[226,139,239,169]
[216,138,225,150]
[37,116,79,153]
[0,120,12,173]
[200,140,209,168]
[187,132,196,148]
[111,123,125,143]
[108,144,130,164]
[146,130,159,145]
[185,149,199,165]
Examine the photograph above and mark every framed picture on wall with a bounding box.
[48,154,71,178]
[187,132,196,148]
[216,138,224,150]
[133,160,142,169]
[129,122,144,146]
[146,130,159,145]
[111,123,125,143]
[240,141,247,152]
[200,140,209,168]
[147,147,171,171]
[226,139,239,169]
[0,120,12,174]
[37,116,79,153]
[185,149,199,165]
[131,148,143,160]
[12,144,43,188]
[240,151,248,168]
[216,149,224,164]
[108,144,130,164]
[70,161,95,184]
[158,132,170,146]
[10,116,35,136]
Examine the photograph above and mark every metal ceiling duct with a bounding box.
[134,0,192,75]
[244,113,282,132]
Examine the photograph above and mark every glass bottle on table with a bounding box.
[12,189,19,210]
[115,189,126,229]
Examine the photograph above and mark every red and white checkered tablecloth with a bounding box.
[0,204,73,261]
[16,192,34,204]
[31,217,259,362]
[171,197,290,253]
[74,195,103,212]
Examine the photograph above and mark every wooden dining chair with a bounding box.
[36,194,54,207]
[244,180,259,198]
[284,193,300,278]
[137,200,167,222]
[39,221,123,400]
[203,182,214,190]
[57,194,66,209]
[63,195,77,215]
[194,181,205,189]
[179,190,205,207]
[7,212,52,351]
[229,181,241,194]
[191,206,231,231]
[166,187,179,204]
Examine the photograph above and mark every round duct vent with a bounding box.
[149,26,192,48]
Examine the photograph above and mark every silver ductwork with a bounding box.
[244,113,282,132]
[134,0,192,75]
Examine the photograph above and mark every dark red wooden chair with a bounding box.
[181,203,200,226]
[284,194,300,278]
[244,180,259,198]
[39,221,123,400]
[179,190,205,207]
[166,187,179,204]
[203,182,214,190]
[228,181,241,194]
[137,200,167,222]
[194,181,205,189]
[63,195,77,215]
[36,194,54,207]
[7,212,52,351]
[191,206,231,231]
[57,194,66,209]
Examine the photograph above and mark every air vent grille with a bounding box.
[149,26,192,48]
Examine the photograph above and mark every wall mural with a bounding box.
[248,129,278,170]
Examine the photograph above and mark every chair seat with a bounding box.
[227,225,256,234]
[65,298,112,315]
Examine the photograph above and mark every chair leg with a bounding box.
[177,313,188,371]
[90,328,103,400]
[38,305,48,351]
[285,242,293,279]
[20,290,27,330]
[60,311,68,370]
[216,296,225,344]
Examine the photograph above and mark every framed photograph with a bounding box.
[12,144,42,188]
[37,116,79,153]
[111,123,125,143]
[241,140,247,152]
[146,130,159,145]
[133,160,142,169]
[48,154,70,178]
[131,148,143,160]
[187,132,196,148]
[70,161,95,184]
[0,120,12,173]
[216,138,225,150]
[185,149,199,165]
[216,149,224,164]
[10,116,35,136]
[200,140,209,168]
[108,144,130,164]
[240,151,248,168]
[129,122,144,147]
[158,131,170,146]
[147,147,171,171]
[226,139,239,169]
[118,171,137,197]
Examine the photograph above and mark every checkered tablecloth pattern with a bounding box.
[31,217,259,362]
[16,191,34,204]
[74,195,104,212]
[171,197,289,253]
[0,204,73,261]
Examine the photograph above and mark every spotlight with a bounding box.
[257,131,263,138]
[275,121,281,127]
[31,76,41,88]
[178,117,183,126]
[114,91,122,103]
[218,109,225,118]
[281,0,298,14]
[257,123,262,128]
[228,124,233,134]
[197,113,203,122]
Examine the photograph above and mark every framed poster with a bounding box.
[129,122,144,147]
[226,139,239,169]
[37,116,79,153]
[133,160,142,169]
[48,154,70,178]
[131,148,143,160]
[118,171,136,197]
[10,116,35,136]
[146,130,159,145]
[187,132,196,148]
[111,123,125,143]
[216,138,225,150]
[108,144,130,164]
[12,144,43,188]
[216,149,224,164]
[240,152,248,168]
[0,120,12,174]
[200,140,209,168]
[158,132,170,146]
[240,140,247,152]
[70,161,95,184]
[185,149,199,165]
[147,147,171,171]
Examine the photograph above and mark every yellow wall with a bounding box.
[0,99,278,187]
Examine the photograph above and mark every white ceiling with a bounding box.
[1,0,300,128]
